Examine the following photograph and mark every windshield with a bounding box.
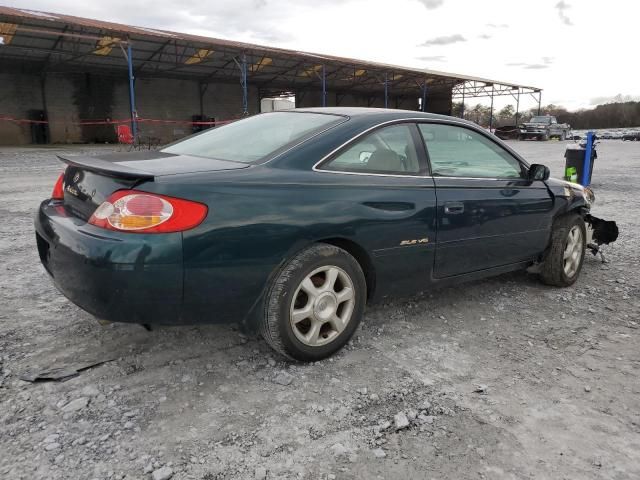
[530,116,551,124]
[162,111,345,163]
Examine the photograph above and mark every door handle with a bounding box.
[444,202,464,215]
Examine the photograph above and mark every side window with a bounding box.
[321,124,421,175]
[418,123,524,179]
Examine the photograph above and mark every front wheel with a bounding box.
[539,214,586,287]
[261,244,366,361]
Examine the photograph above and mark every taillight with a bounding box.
[51,172,65,200]
[88,190,208,233]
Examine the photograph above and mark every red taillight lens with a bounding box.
[51,172,65,200]
[88,190,208,233]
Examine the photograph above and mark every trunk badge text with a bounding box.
[65,185,79,196]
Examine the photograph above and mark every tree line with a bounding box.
[451,101,640,129]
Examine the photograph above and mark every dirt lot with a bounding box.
[1,140,638,480]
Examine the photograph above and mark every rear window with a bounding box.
[162,111,345,163]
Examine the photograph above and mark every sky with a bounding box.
[5,0,640,111]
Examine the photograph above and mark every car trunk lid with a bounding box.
[58,151,249,221]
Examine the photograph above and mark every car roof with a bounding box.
[293,107,474,126]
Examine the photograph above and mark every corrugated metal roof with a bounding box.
[0,6,539,94]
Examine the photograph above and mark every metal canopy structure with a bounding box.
[452,81,542,128]
[0,6,541,131]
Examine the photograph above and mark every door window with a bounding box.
[418,123,524,178]
[320,124,421,175]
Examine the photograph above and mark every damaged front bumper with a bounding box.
[560,183,619,260]
[585,214,619,261]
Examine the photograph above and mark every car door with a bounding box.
[316,122,437,296]
[416,122,554,278]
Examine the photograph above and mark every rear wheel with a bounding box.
[261,244,366,361]
[539,214,586,287]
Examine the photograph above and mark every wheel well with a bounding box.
[319,238,376,300]
[559,206,588,220]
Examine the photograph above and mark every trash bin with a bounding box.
[564,145,596,185]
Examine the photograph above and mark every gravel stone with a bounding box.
[60,397,89,413]
[80,385,100,397]
[331,443,348,456]
[44,434,59,443]
[394,412,410,430]
[272,371,294,386]
[151,466,173,480]
[373,448,387,458]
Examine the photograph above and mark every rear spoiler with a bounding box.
[57,155,154,180]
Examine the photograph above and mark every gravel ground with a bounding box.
[0,140,638,480]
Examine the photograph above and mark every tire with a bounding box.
[261,243,366,361]
[539,214,586,287]
[560,131,566,141]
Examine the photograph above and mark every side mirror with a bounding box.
[529,164,550,181]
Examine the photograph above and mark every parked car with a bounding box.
[518,115,571,141]
[622,131,640,141]
[35,108,615,361]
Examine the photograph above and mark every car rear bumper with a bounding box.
[34,200,184,324]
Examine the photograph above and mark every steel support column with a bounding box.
[515,88,520,125]
[460,83,465,118]
[198,82,208,118]
[489,84,495,130]
[537,90,542,115]
[384,73,388,109]
[240,53,248,115]
[126,43,137,137]
[421,83,428,112]
[321,64,327,107]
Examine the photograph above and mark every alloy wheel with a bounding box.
[563,225,583,277]
[289,265,356,347]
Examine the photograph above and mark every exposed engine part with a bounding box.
[585,214,619,263]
